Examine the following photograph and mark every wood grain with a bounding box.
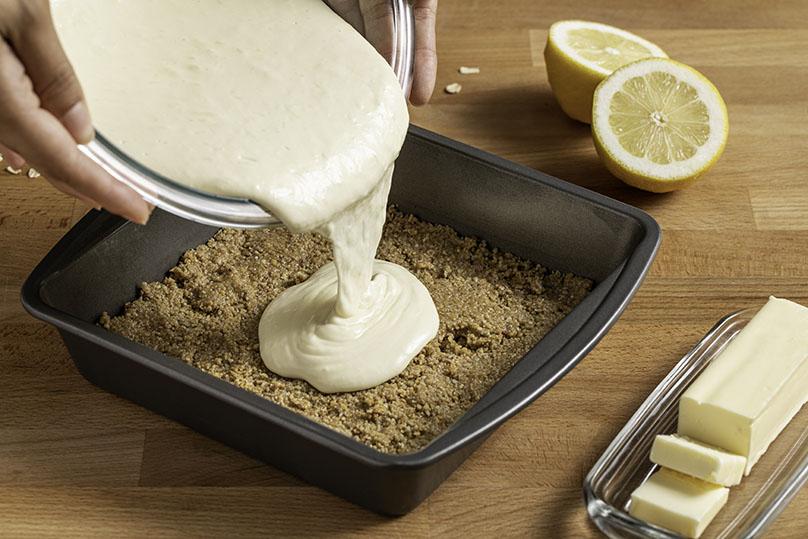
[2,1,807,536]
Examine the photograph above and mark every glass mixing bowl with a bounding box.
[77,0,415,229]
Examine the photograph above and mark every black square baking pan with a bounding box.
[21,125,660,515]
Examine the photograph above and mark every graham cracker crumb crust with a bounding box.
[100,207,591,454]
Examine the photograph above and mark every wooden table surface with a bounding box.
[2,1,807,537]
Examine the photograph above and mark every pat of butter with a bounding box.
[650,434,746,486]
[629,468,728,538]
[678,297,808,474]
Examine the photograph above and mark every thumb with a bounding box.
[8,1,94,144]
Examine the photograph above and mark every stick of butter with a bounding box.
[650,434,746,486]
[678,296,808,475]
[629,468,728,538]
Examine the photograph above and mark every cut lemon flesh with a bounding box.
[592,58,728,192]
[562,25,665,73]
[544,20,667,123]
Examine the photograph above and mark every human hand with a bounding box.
[0,0,151,224]
[328,0,437,105]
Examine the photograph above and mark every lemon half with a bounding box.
[544,20,667,123]
[592,57,728,192]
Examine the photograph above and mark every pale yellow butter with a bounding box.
[629,468,728,538]
[650,434,745,486]
[678,296,808,474]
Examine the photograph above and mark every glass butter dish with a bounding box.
[584,306,808,538]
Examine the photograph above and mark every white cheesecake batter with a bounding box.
[54,0,438,393]
[53,0,405,233]
[261,167,438,393]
